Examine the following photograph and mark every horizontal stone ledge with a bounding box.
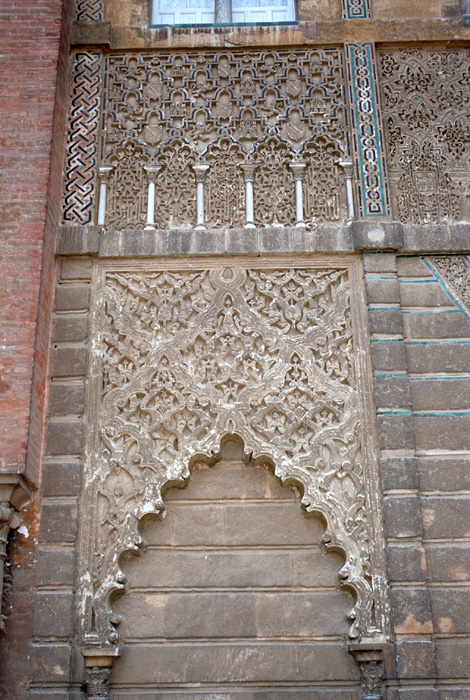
[56,222,470,258]
[56,225,102,255]
[70,18,470,51]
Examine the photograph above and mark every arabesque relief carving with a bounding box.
[78,259,388,648]
[101,49,349,230]
[378,48,470,224]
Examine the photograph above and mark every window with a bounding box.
[151,0,296,25]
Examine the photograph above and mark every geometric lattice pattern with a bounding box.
[102,49,349,230]
[76,0,104,22]
[346,43,390,218]
[342,0,370,19]
[63,52,102,225]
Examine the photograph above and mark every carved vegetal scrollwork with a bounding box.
[204,139,245,227]
[155,141,196,228]
[78,259,388,648]
[378,48,470,223]
[253,138,295,226]
[100,49,349,229]
[304,136,346,225]
[105,142,148,233]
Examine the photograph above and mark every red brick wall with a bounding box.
[0,2,72,697]
[0,0,72,482]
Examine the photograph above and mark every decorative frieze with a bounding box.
[378,48,470,224]
[63,52,102,225]
[77,258,388,648]
[100,49,350,230]
[346,43,390,219]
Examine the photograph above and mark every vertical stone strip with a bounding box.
[76,0,104,22]
[345,43,390,219]
[32,258,94,695]
[365,253,439,699]
[63,52,102,225]
[342,0,370,19]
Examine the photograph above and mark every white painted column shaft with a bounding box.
[144,166,161,230]
[97,167,112,226]
[193,164,209,230]
[97,181,107,226]
[290,162,306,227]
[340,161,355,222]
[242,164,256,229]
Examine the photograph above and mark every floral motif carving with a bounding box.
[105,142,147,232]
[304,136,346,224]
[378,48,470,223]
[204,139,245,227]
[78,260,388,649]
[101,49,349,229]
[253,138,295,226]
[155,141,196,228]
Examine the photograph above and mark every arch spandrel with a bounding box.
[78,258,389,647]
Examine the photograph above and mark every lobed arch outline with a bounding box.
[91,431,372,647]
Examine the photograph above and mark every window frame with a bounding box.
[149,0,298,28]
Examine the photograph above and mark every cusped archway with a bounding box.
[110,436,360,698]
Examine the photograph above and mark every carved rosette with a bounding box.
[78,259,388,647]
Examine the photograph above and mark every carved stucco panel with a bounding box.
[378,48,470,224]
[77,257,388,647]
[101,49,350,231]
